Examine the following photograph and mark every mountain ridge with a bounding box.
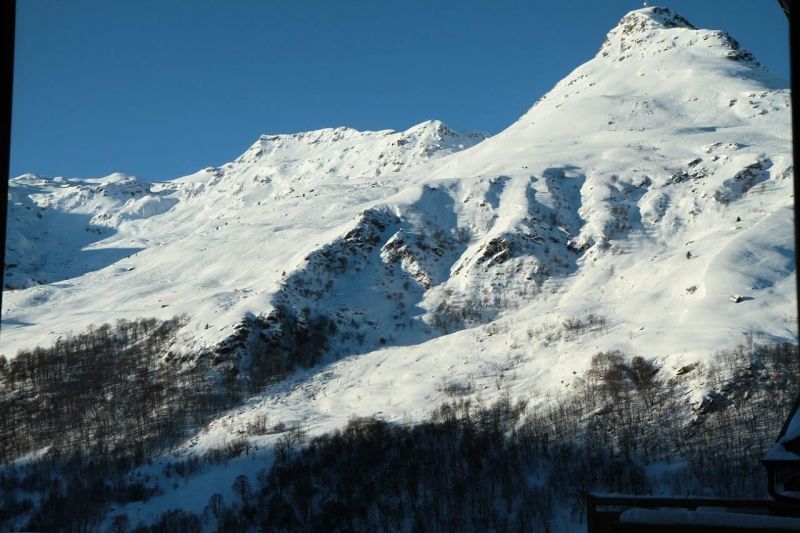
[1,6,796,528]
[2,3,794,442]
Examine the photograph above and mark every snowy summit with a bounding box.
[4,3,793,416]
[1,6,795,526]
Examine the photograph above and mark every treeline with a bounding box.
[139,343,797,533]
[0,316,236,463]
[0,316,247,530]
[0,322,796,531]
[0,311,343,531]
[0,311,345,531]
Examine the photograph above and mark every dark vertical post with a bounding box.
[777,1,798,341]
[0,0,15,292]
[586,493,597,533]
[786,2,800,340]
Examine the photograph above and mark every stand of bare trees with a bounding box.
[0,316,239,530]
[163,343,796,533]
[0,321,797,532]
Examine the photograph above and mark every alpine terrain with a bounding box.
[1,7,796,531]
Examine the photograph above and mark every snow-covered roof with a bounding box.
[621,508,800,530]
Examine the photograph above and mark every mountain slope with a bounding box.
[161,6,794,450]
[4,3,792,387]
[1,6,796,528]
[2,121,487,354]
[4,4,794,402]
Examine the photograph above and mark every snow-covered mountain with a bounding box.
[3,120,487,352]
[2,7,795,519]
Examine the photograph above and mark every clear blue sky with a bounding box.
[10,1,790,181]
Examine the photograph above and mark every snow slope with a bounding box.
[3,120,486,353]
[2,8,796,515]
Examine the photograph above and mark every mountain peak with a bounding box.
[599,7,696,58]
[235,121,486,165]
[623,6,696,31]
[404,119,447,136]
[597,6,760,66]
